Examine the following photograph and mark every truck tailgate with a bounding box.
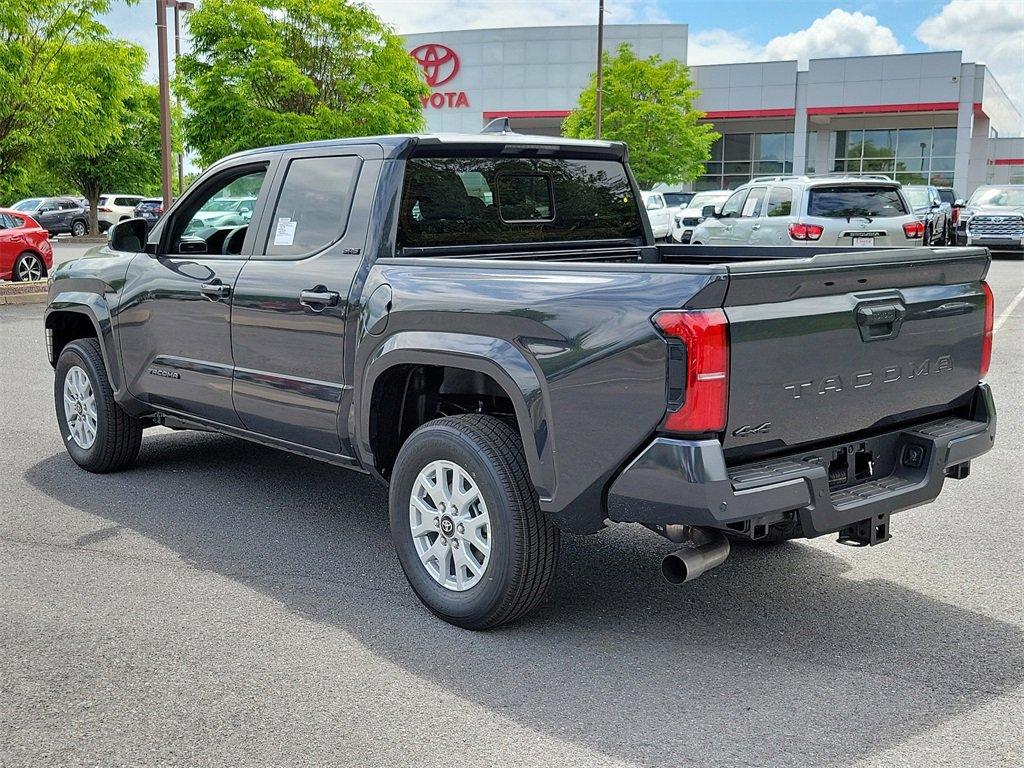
[721,248,990,454]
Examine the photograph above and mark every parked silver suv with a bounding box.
[689,175,925,247]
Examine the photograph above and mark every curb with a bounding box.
[0,280,47,306]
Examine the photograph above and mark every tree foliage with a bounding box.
[177,0,428,165]
[562,44,720,189]
[0,0,141,201]
[49,80,166,234]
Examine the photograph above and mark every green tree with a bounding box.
[562,44,720,189]
[49,79,166,234]
[177,0,427,166]
[0,1,137,201]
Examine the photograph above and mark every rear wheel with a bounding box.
[54,338,142,473]
[389,414,559,629]
[12,252,44,282]
[71,220,87,237]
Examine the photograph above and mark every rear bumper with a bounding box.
[607,384,996,538]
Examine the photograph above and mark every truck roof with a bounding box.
[216,133,628,165]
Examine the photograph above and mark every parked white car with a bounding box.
[689,176,924,247]
[641,191,673,240]
[670,190,731,243]
[97,194,144,231]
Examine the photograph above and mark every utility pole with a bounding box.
[595,0,605,139]
[156,0,173,209]
[172,1,194,196]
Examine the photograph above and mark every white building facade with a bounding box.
[405,25,1023,195]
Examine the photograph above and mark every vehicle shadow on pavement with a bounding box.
[25,431,1024,768]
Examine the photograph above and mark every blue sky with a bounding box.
[101,0,1024,112]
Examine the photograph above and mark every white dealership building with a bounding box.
[405,24,1023,195]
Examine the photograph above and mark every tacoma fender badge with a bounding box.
[148,367,180,379]
[733,422,771,438]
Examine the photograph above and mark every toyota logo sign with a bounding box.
[410,43,460,87]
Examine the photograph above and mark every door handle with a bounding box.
[751,223,761,230]
[300,287,340,309]
[200,280,231,299]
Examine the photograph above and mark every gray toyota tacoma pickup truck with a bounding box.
[45,132,997,628]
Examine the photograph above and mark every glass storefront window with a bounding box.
[698,132,794,189]
[829,126,957,183]
[723,134,752,161]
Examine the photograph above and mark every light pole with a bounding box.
[595,0,605,139]
[172,1,194,196]
[156,0,173,209]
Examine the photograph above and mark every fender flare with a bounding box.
[45,292,126,397]
[358,331,555,501]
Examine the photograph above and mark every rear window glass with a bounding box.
[266,155,361,256]
[766,187,793,217]
[807,186,908,218]
[398,156,643,250]
[936,189,956,205]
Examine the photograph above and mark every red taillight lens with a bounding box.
[788,223,823,241]
[981,281,994,378]
[952,208,960,225]
[903,220,925,238]
[98,206,112,213]
[653,309,729,433]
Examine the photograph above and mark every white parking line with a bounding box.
[994,286,1024,333]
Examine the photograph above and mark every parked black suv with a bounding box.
[11,196,88,237]
[44,134,996,628]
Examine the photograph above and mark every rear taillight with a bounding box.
[952,208,959,225]
[98,206,112,213]
[652,309,729,433]
[788,223,823,241]
[903,220,925,239]
[981,281,994,378]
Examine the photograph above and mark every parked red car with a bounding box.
[0,208,53,282]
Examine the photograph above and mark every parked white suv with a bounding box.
[641,191,673,240]
[97,194,144,231]
[689,176,925,247]
[670,190,731,243]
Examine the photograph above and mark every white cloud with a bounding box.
[916,0,1024,114]
[688,9,903,67]
[364,0,667,34]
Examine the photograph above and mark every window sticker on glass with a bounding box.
[274,218,297,246]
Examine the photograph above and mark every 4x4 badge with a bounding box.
[733,422,771,437]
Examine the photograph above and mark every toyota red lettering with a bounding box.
[410,43,470,109]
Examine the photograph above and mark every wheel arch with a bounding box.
[44,297,123,396]
[358,331,554,501]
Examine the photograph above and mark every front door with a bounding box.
[726,185,767,245]
[230,148,377,453]
[116,159,276,426]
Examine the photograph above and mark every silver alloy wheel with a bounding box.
[410,459,491,591]
[72,221,86,237]
[63,365,98,449]
[16,254,42,282]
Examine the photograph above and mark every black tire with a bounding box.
[11,251,45,282]
[389,414,559,629]
[71,219,87,237]
[54,338,142,473]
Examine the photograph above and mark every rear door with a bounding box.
[721,249,989,454]
[754,185,794,244]
[117,157,277,425]
[229,145,378,453]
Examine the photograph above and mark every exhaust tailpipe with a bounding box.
[661,526,730,584]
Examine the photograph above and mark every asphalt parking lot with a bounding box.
[1,260,1022,767]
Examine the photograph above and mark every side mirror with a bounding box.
[701,205,718,219]
[178,235,207,254]
[108,218,148,253]
[954,199,966,208]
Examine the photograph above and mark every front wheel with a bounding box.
[54,338,142,473]
[389,415,559,629]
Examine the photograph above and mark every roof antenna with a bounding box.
[481,117,515,134]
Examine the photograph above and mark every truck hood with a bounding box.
[964,204,1024,218]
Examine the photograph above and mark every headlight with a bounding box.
[697,217,705,224]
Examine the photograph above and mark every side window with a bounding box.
[265,155,361,257]
[741,186,767,217]
[766,187,794,217]
[38,201,57,213]
[720,189,748,218]
[169,167,268,254]
[646,195,664,211]
[0,214,13,228]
